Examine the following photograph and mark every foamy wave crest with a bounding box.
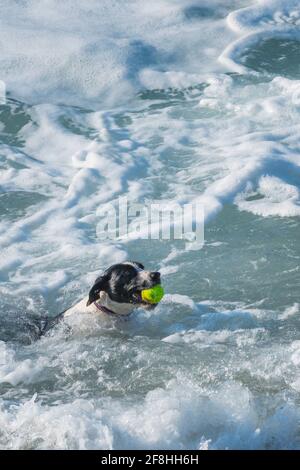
[1,380,300,449]
[235,175,300,217]
[0,0,232,107]
[220,0,300,75]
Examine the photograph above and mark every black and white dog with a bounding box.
[40,261,161,334]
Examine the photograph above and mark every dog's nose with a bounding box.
[150,272,160,282]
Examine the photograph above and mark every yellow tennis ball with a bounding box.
[141,284,164,304]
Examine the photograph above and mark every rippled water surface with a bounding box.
[0,0,300,449]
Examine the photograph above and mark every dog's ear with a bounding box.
[87,274,109,306]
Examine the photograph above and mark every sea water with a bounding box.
[0,0,300,449]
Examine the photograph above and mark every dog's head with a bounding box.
[87,261,161,311]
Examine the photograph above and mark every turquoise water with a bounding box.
[0,0,300,449]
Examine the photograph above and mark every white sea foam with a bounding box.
[0,0,234,107]
[220,0,300,74]
[0,341,47,386]
[1,0,300,451]
[236,175,300,217]
[279,303,299,320]
[0,378,299,449]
